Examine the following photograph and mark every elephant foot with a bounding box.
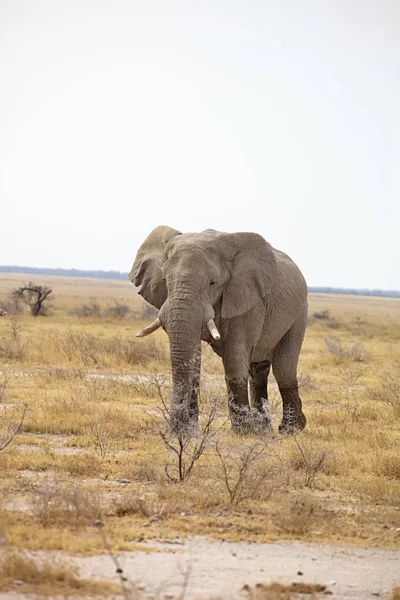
[231,408,273,436]
[278,411,306,435]
[170,405,199,437]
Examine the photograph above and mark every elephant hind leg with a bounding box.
[272,309,307,434]
[249,360,272,427]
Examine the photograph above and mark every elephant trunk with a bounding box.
[165,298,202,432]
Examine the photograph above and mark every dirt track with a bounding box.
[77,537,399,598]
[2,537,395,599]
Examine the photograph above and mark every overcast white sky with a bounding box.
[0,1,399,289]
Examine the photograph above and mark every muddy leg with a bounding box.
[249,360,272,429]
[272,309,307,434]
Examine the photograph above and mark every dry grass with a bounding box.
[0,274,400,561]
[392,587,400,600]
[243,581,330,599]
[0,549,121,596]
[244,581,330,599]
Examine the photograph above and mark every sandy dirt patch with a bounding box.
[2,537,397,599]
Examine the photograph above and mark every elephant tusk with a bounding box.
[207,319,221,340]
[136,318,161,338]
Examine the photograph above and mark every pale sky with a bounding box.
[0,1,399,289]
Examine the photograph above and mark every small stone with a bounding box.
[326,580,336,586]
[117,478,131,484]
[297,571,303,576]
[14,581,24,586]
[180,512,186,516]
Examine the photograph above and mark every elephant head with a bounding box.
[130,226,277,427]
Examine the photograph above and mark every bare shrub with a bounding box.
[87,409,131,458]
[340,368,364,422]
[104,302,130,319]
[157,397,224,482]
[325,338,365,364]
[72,377,127,404]
[0,316,27,361]
[112,493,171,519]
[376,453,400,480]
[290,434,329,487]
[60,453,104,477]
[326,320,341,329]
[93,521,137,600]
[0,373,9,404]
[297,373,315,390]
[215,440,272,505]
[30,481,103,527]
[313,310,331,320]
[73,299,102,318]
[377,373,400,418]
[0,293,22,314]
[12,282,52,316]
[273,493,325,536]
[128,373,171,399]
[0,402,27,452]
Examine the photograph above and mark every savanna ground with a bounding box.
[0,273,399,599]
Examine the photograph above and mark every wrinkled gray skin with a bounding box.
[130,226,308,435]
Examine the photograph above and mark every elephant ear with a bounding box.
[221,232,277,319]
[129,226,181,309]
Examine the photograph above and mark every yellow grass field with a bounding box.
[0,273,399,596]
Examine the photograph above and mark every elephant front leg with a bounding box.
[189,345,201,424]
[249,360,272,430]
[272,311,308,434]
[277,383,306,434]
[225,377,252,433]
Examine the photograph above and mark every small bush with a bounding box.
[273,494,325,536]
[112,493,171,519]
[215,440,273,504]
[73,300,102,318]
[30,481,103,527]
[376,453,400,480]
[377,373,400,418]
[104,302,130,319]
[325,338,365,364]
[0,316,27,361]
[313,310,331,320]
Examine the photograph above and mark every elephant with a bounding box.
[130,226,308,435]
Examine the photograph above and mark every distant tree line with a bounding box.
[0,265,127,280]
[309,286,400,298]
[0,266,399,298]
